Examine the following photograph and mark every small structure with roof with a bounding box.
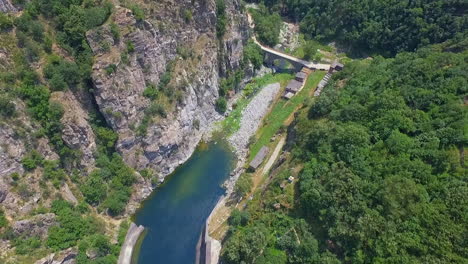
[285,79,303,94]
[282,92,294,100]
[295,72,307,82]
[330,61,344,73]
[249,146,269,171]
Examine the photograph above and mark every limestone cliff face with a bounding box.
[51,91,97,172]
[87,0,248,205]
[0,0,16,13]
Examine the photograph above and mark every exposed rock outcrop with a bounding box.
[0,0,16,13]
[51,91,97,171]
[34,248,77,264]
[86,0,249,211]
[12,213,57,239]
[0,105,59,218]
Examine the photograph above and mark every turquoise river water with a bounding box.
[134,139,235,264]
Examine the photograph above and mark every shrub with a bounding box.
[129,4,145,21]
[105,64,117,75]
[0,96,16,117]
[215,97,227,113]
[243,41,263,69]
[43,58,81,87]
[103,190,129,216]
[252,8,282,46]
[0,12,13,31]
[14,236,41,255]
[47,202,90,251]
[21,150,43,171]
[42,160,67,187]
[183,10,192,23]
[143,84,158,100]
[216,0,227,38]
[49,74,68,91]
[17,183,32,198]
[234,173,252,197]
[126,41,135,53]
[30,22,45,42]
[145,102,167,118]
[139,168,153,179]
[81,170,107,205]
[228,208,250,226]
[95,127,118,153]
[0,209,7,228]
[110,22,120,41]
[10,172,20,182]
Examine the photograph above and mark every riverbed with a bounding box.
[133,139,235,264]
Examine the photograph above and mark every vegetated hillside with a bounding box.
[0,0,250,262]
[253,0,467,56]
[221,42,467,263]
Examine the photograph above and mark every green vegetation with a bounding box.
[243,40,264,70]
[216,97,228,113]
[258,0,468,56]
[222,44,467,263]
[234,173,253,198]
[0,209,7,228]
[43,56,81,91]
[183,9,193,23]
[0,12,13,31]
[249,71,325,159]
[81,152,135,216]
[250,6,282,46]
[222,73,292,136]
[21,150,44,171]
[216,70,244,114]
[216,0,227,38]
[47,199,95,251]
[137,61,175,135]
[14,236,42,255]
[129,3,145,22]
[0,95,16,118]
[0,0,137,260]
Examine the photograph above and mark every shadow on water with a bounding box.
[133,138,236,264]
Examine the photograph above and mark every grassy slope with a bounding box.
[249,70,326,160]
[222,73,293,136]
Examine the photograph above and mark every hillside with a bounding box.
[221,43,467,263]
[0,0,250,262]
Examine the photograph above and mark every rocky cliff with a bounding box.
[0,0,249,262]
[86,1,248,209]
[0,0,16,13]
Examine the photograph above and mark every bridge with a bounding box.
[247,13,331,72]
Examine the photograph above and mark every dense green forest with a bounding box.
[250,0,467,56]
[221,42,467,263]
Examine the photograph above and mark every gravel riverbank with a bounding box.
[222,82,281,194]
[228,82,281,156]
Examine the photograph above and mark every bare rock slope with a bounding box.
[87,0,248,207]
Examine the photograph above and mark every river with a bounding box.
[133,139,235,264]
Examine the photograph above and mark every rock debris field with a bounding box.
[229,82,281,155]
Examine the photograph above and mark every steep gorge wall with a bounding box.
[86,0,249,209]
[0,0,248,261]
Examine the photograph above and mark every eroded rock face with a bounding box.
[87,0,248,209]
[0,106,58,218]
[0,0,16,13]
[51,91,97,171]
[34,248,77,264]
[12,213,57,239]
